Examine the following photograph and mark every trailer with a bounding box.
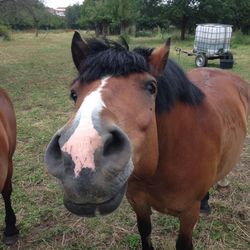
[176,24,234,69]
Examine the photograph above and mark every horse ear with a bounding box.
[71,31,88,71]
[149,38,171,77]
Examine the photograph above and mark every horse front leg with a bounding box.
[127,189,154,250]
[1,161,19,245]
[136,210,154,250]
[176,201,200,250]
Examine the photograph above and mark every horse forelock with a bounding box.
[77,38,150,84]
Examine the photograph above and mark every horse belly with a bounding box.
[215,120,247,183]
[146,176,203,216]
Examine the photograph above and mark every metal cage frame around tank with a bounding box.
[176,23,234,69]
[193,23,234,68]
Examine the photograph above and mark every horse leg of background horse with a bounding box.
[176,201,200,250]
[1,160,19,245]
[200,177,230,216]
[200,192,211,215]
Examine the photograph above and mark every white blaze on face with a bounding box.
[61,77,110,177]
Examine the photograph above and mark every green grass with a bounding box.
[0,31,249,249]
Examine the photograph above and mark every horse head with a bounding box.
[45,32,170,217]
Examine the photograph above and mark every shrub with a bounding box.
[0,24,11,41]
[135,30,154,37]
[232,31,250,46]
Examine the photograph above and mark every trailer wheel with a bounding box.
[195,54,208,67]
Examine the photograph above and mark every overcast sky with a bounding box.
[44,0,84,8]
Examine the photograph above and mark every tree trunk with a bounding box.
[102,22,109,37]
[95,23,102,37]
[120,21,130,35]
[180,15,187,40]
[129,24,136,36]
[120,22,126,35]
[34,20,39,37]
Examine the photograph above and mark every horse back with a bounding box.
[187,68,249,181]
[0,88,16,191]
[188,68,249,120]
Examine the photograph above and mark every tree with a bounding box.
[163,0,250,39]
[228,0,250,34]
[194,0,250,34]
[18,0,45,36]
[137,0,168,30]
[197,0,234,24]
[165,0,200,40]
[80,0,140,36]
[112,0,140,34]
[0,0,65,34]
[81,0,113,36]
[65,4,81,29]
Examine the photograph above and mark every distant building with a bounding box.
[46,7,66,17]
[55,7,66,17]
[47,7,56,15]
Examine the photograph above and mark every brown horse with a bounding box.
[45,32,249,250]
[0,88,19,245]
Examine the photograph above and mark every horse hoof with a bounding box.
[2,233,19,245]
[217,177,230,187]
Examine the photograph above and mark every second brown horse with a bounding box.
[0,88,19,245]
[45,32,249,249]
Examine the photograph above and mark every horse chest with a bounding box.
[146,188,185,216]
[130,178,193,216]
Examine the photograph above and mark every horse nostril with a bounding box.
[45,132,64,177]
[103,129,127,156]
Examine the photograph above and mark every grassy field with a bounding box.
[0,31,249,250]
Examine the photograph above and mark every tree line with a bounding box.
[0,0,65,36]
[0,0,250,39]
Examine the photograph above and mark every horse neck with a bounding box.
[132,114,159,179]
[156,102,197,159]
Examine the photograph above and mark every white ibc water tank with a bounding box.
[194,24,232,55]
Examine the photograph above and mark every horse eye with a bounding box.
[70,90,77,102]
[145,81,157,95]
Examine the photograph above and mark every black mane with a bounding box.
[78,38,150,83]
[156,59,204,113]
[77,38,204,113]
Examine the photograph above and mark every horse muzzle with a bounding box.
[63,183,127,217]
[44,124,134,216]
